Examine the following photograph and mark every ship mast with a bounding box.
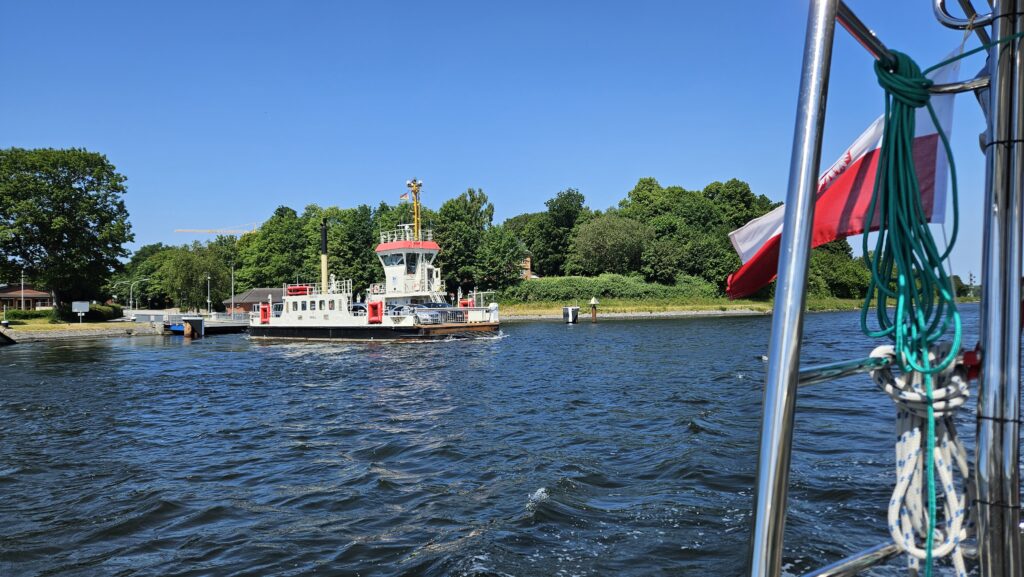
[406,178,423,240]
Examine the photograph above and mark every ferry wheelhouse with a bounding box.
[249,181,499,340]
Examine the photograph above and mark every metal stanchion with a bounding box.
[746,1,838,575]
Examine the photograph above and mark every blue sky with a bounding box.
[0,1,991,281]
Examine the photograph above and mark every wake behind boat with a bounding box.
[249,180,500,341]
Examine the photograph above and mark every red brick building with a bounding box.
[0,283,54,310]
[222,288,283,314]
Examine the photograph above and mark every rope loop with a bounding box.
[870,345,972,577]
[875,50,933,109]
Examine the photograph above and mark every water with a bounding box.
[0,305,982,576]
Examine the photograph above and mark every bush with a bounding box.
[85,303,123,321]
[497,273,718,302]
[3,308,56,321]
[53,303,123,322]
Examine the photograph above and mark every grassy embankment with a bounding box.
[1,317,120,331]
[498,296,866,316]
[499,295,981,317]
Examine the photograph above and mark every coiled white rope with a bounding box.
[869,344,971,576]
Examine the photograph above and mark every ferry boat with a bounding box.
[249,180,500,341]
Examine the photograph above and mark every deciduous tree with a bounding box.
[435,188,494,292]
[0,148,134,304]
[474,225,527,290]
[566,214,650,276]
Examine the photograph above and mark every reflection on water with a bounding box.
[0,305,981,576]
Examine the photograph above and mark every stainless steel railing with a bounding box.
[379,228,434,243]
[747,1,1019,576]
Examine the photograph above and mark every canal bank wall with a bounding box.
[0,323,165,343]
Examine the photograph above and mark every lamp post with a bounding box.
[207,274,211,315]
[20,268,25,311]
[230,264,235,316]
[112,280,130,307]
[129,278,150,312]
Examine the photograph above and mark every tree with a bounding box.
[474,225,527,290]
[107,242,175,308]
[566,214,650,275]
[434,188,494,292]
[236,206,306,288]
[641,237,685,285]
[809,240,870,299]
[950,274,969,298]
[676,229,740,291]
[701,179,777,229]
[0,148,134,304]
[505,189,591,277]
[157,243,230,312]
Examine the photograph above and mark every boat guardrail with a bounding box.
[379,228,434,244]
[403,306,497,325]
[285,279,353,297]
[370,279,445,294]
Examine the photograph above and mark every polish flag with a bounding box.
[725,53,961,299]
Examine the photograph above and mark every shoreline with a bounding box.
[502,308,771,322]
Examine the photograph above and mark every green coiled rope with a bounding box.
[860,49,961,577]
[860,35,1024,574]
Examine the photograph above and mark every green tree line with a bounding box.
[2,146,880,309]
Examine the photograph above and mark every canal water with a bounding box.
[1,305,981,576]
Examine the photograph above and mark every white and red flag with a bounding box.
[725,52,961,299]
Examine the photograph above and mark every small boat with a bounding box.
[249,180,500,341]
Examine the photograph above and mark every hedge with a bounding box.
[51,303,123,322]
[3,308,55,321]
[497,273,719,302]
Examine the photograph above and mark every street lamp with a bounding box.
[129,278,150,311]
[207,274,211,315]
[111,280,130,306]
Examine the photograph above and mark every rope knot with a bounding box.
[875,50,933,109]
[869,344,972,575]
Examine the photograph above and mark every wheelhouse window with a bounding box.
[319,300,325,310]
[310,300,317,311]
[292,301,298,312]
[406,253,418,275]
[382,254,404,266]
[328,300,335,310]
[301,301,307,311]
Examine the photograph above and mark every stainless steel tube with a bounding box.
[930,75,991,94]
[956,0,993,44]
[976,1,1021,575]
[934,0,995,28]
[799,542,901,577]
[836,1,896,69]
[797,356,890,387]
[1000,1,1024,572]
[746,1,838,575]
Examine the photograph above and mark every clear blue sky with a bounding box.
[0,1,991,281]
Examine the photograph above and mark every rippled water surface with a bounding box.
[1,306,982,576]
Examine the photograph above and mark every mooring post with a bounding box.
[589,297,599,323]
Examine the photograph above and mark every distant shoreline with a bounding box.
[502,308,771,322]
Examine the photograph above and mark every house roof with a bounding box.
[223,287,284,305]
[0,284,51,298]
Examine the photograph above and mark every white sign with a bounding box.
[71,301,90,313]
